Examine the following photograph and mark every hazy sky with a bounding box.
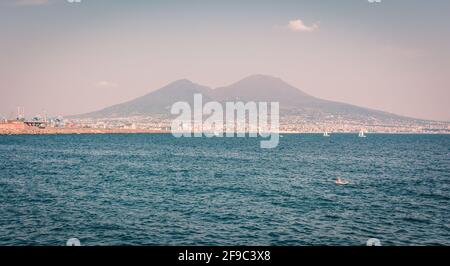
[1,0,449,121]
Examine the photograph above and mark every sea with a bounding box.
[0,134,449,246]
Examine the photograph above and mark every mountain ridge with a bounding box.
[71,74,420,122]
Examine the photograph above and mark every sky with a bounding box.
[0,0,449,121]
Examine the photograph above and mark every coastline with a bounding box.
[1,128,448,135]
[0,128,171,135]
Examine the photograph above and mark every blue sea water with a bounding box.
[0,134,449,246]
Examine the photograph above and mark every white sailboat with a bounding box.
[358,129,366,138]
[323,131,330,137]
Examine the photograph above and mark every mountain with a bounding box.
[211,75,409,120]
[75,79,214,118]
[72,74,414,122]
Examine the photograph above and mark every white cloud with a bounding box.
[96,81,119,88]
[287,19,319,32]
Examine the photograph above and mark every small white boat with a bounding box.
[335,177,349,185]
[323,131,330,137]
[358,130,366,138]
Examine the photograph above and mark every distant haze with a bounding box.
[0,0,449,121]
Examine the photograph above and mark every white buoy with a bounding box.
[66,238,81,246]
[366,238,381,246]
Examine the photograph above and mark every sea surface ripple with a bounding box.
[0,134,449,246]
